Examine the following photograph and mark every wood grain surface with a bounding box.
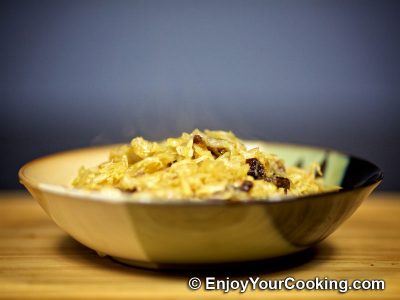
[0,191,399,299]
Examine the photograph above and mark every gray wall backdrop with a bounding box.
[1,0,399,190]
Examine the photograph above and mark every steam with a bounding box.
[90,94,263,146]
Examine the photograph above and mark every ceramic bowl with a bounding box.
[19,141,382,268]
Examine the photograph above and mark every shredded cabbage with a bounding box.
[72,129,337,200]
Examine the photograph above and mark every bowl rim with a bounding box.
[18,141,384,206]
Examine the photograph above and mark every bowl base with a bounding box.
[109,247,316,271]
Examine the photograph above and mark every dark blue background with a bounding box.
[1,0,399,190]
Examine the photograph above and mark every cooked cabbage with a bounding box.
[72,129,337,200]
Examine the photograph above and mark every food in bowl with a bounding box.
[72,130,338,200]
[19,135,382,266]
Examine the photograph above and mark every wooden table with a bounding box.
[0,191,399,299]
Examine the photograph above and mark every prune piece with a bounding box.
[209,147,227,158]
[264,175,290,193]
[246,158,266,179]
[167,160,177,167]
[239,180,253,192]
[193,135,205,146]
[120,187,137,193]
[274,176,290,193]
[194,135,227,158]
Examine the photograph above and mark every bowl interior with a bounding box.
[20,145,113,188]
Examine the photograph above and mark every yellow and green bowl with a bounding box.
[19,141,383,269]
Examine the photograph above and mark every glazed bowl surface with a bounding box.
[19,141,382,268]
